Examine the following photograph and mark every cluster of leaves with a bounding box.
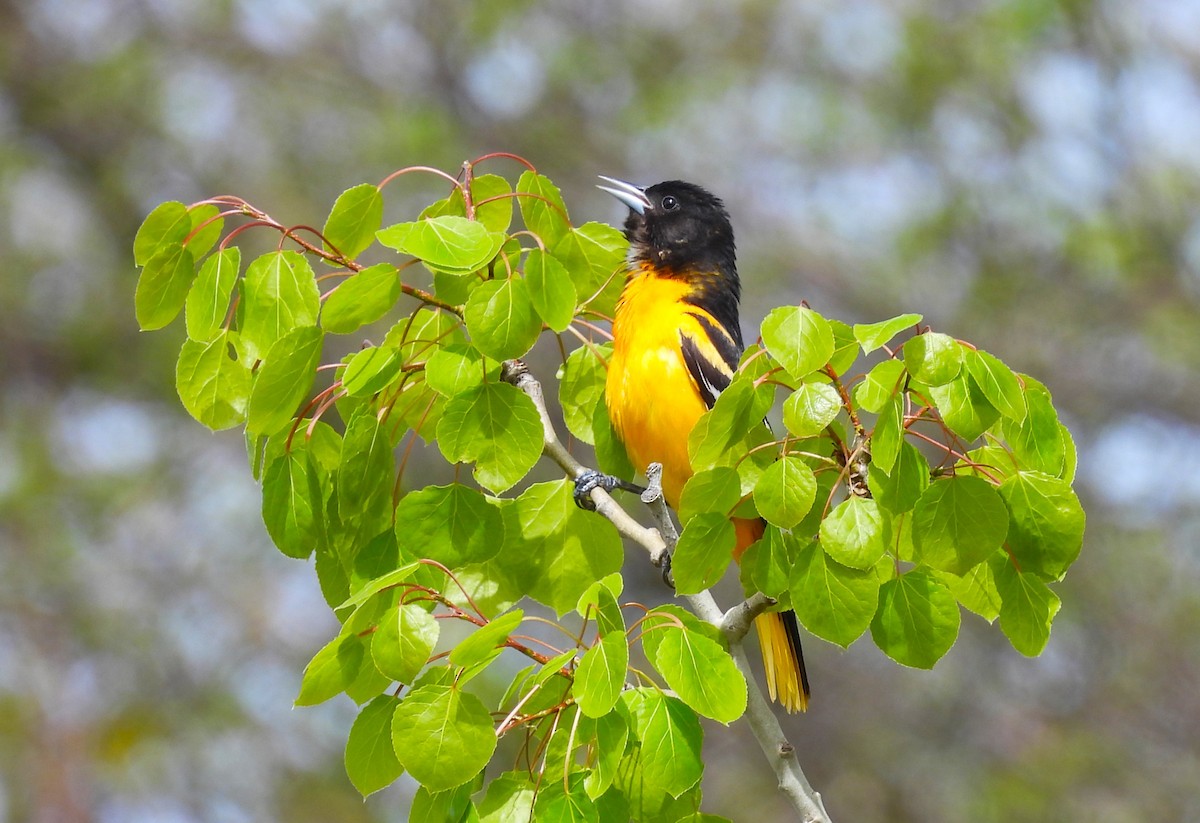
[133,156,1084,820]
[676,307,1084,668]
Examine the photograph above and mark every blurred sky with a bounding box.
[2,0,1200,821]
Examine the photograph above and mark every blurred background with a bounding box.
[3,0,1200,820]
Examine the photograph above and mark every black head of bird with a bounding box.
[597,176,738,284]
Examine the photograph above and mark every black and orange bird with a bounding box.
[585,176,810,712]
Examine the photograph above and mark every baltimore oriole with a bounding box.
[587,176,810,713]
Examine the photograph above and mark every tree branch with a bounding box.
[502,359,832,823]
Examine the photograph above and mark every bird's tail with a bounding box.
[755,609,810,713]
[734,517,811,713]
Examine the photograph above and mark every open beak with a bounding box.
[597,175,651,214]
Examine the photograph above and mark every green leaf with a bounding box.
[371,603,439,683]
[246,326,324,436]
[463,277,542,361]
[904,332,962,386]
[965,349,1025,420]
[557,342,611,445]
[175,332,251,430]
[323,184,384,259]
[592,400,636,480]
[911,476,1009,575]
[394,484,505,568]
[262,448,324,559]
[678,466,741,523]
[341,345,402,398]
[790,540,880,648]
[377,215,505,273]
[828,318,860,377]
[506,480,623,615]
[134,200,190,266]
[391,684,496,792]
[867,440,930,513]
[296,633,364,706]
[436,381,542,494]
[576,633,628,718]
[240,250,321,361]
[760,306,836,380]
[321,263,401,334]
[581,710,629,800]
[185,247,240,342]
[998,471,1085,579]
[425,344,497,397]
[854,313,923,353]
[478,772,536,823]
[525,248,576,332]
[533,773,599,823]
[1000,380,1065,476]
[854,359,907,413]
[517,170,570,247]
[337,411,395,538]
[926,374,1000,442]
[870,569,961,668]
[870,393,904,475]
[551,223,625,314]
[622,690,703,799]
[409,782,477,823]
[337,561,421,611]
[653,627,746,723]
[993,559,1061,657]
[739,525,800,601]
[819,496,887,570]
[449,608,524,668]
[782,382,842,437]
[345,695,404,797]
[687,379,757,472]
[753,456,817,529]
[136,242,195,330]
[937,561,1001,622]
[672,512,736,595]
[184,204,223,258]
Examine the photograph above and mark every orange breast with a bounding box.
[606,271,712,508]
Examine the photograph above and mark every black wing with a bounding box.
[680,311,742,410]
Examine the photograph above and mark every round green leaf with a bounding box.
[463,277,543,361]
[912,476,1009,575]
[870,569,961,668]
[576,633,629,718]
[904,332,962,386]
[678,466,742,523]
[867,440,930,513]
[378,215,505,273]
[425,344,497,398]
[394,483,505,568]
[136,242,195,331]
[760,306,836,380]
[371,603,440,684]
[672,512,736,595]
[175,332,251,430]
[436,381,542,494]
[853,313,923,353]
[321,263,401,334]
[753,456,817,529]
[819,496,887,570]
[556,342,611,445]
[998,471,1085,579]
[391,684,496,792]
[653,627,746,723]
[782,382,842,437]
[133,200,190,266]
[993,559,1061,657]
[240,250,321,361]
[854,359,907,414]
[790,540,880,648]
[341,345,402,398]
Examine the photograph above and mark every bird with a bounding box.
[585,175,810,712]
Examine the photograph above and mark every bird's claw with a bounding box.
[572,470,644,510]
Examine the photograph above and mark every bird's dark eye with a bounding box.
[661,195,679,211]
